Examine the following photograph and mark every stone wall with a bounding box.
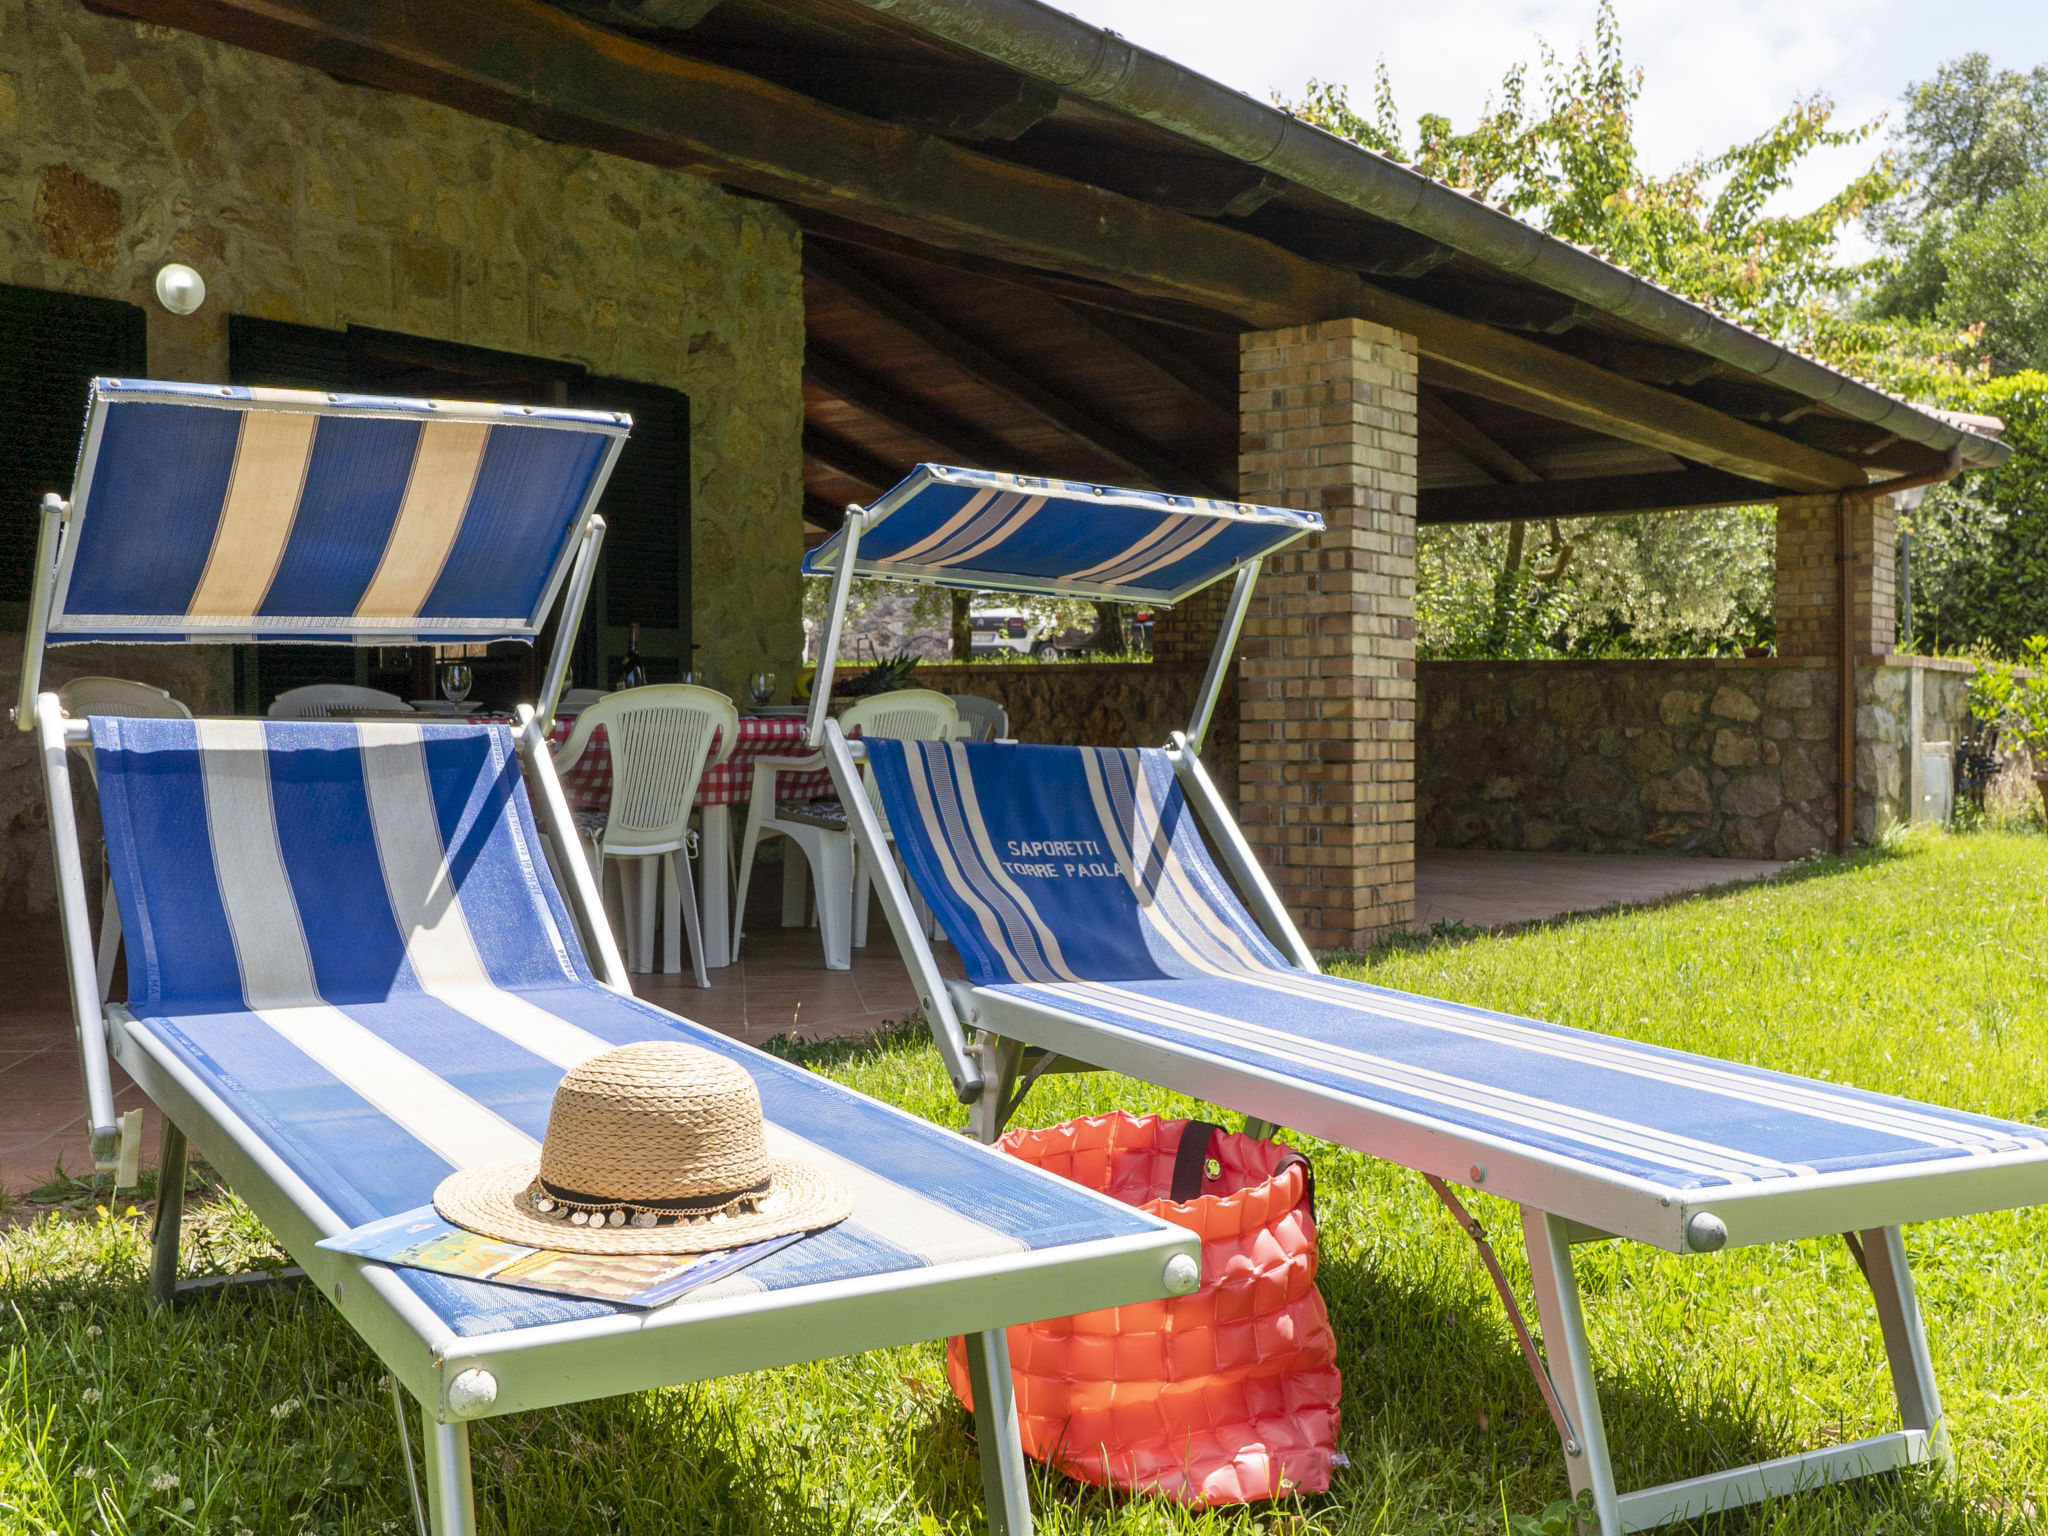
[1418,656,1973,859]
[901,661,1238,801]
[804,586,951,666]
[1856,655,1974,838]
[0,0,805,913]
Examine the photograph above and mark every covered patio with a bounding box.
[1,0,2006,977]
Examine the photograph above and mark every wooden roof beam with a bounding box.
[1421,466,1784,525]
[804,346,1013,469]
[802,492,850,531]
[807,247,1220,495]
[1417,388,1540,485]
[1026,296,1238,423]
[110,0,1867,493]
[802,427,899,495]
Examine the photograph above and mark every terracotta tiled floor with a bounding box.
[1413,850,1786,931]
[2,849,1782,1194]
[0,881,953,1196]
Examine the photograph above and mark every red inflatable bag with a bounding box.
[946,1111,1340,1506]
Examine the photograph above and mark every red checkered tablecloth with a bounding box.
[507,712,836,813]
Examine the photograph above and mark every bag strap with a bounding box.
[1272,1147,1316,1222]
[1168,1120,1221,1202]
[1169,1122,1318,1219]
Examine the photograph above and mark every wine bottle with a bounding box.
[618,622,647,691]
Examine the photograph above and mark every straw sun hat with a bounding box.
[434,1041,851,1255]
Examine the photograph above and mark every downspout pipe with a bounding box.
[1832,449,1964,854]
[856,0,2007,471]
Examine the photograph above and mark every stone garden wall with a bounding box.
[0,0,805,913]
[1418,656,1972,859]
[902,661,1237,801]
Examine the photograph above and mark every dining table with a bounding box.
[465,708,837,971]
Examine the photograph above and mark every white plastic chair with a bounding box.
[57,677,193,1002]
[948,694,1010,743]
[731,690,959,969]
[269,684,413,718]
[553,684,737,985]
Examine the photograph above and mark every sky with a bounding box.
[1052,0,2048,233]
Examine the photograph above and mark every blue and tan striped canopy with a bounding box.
[802,465,1322,604]
[43,379,627,645]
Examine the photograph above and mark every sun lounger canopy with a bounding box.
[801,464,1322,604]
[42,379,627,645]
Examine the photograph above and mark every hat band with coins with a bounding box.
[528,1173,773,1230]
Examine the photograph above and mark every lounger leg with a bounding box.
[148,1119,188,1312]
[1521,1209,1622,1536]
[964,1328,1034,1536]
[420,1412,478,1536]
[968,1037,1024,1145]
[1859,1226,1950,1468]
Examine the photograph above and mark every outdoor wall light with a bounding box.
[153,262,206,316]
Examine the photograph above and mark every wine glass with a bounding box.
[439,663,473,709]
[749,671,776,708]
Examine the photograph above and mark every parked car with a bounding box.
[969,606,1090,658]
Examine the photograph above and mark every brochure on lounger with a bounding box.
[318,1207,800,1309]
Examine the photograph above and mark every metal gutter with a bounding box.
[855,0,2009,471]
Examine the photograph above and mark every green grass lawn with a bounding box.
[6,830,2048,1534]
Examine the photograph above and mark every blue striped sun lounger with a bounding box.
[83,718,1191,1533]
[24,395,1193,1536]
[802,464,2048,1533]
[858,741,2048,1533]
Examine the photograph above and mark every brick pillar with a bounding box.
[1774,492,1897,659]
[1237,318,1419,948]
[1149,582,1228,666]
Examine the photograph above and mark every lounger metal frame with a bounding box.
[30,429,1197,1535]
[808,491,1979,1535]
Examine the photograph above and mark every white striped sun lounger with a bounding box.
[861,735,2048,1533]
[23,393,1195,1536]
[796,466,2048,1535]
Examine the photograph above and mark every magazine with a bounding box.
[317,1206,801,1308]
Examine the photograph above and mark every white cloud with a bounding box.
[1053,0,2048,215]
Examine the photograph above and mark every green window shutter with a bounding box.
[578,375,691,684]
[227,314,350,390]
[0,285,146,603]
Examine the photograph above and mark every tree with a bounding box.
[1285,2,1892,334]
[1282,2,1877,658]
[1903,372,2048,657]
[1862,54,2048,362]
[1934,179,2048,374]
[1869,55,2048,240]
